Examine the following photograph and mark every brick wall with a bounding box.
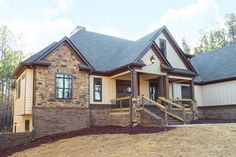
[35,43,89,108]
[198,105,236,119]
[0,132,32,150]
[33,107,90,138]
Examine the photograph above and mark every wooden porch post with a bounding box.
[131,69,138,97]
[189,78,195,100]
[164,75,169,99]
[130,68,138,126]
[159,76,165,97]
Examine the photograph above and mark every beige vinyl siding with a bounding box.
[24,69,33,114]
[195,85,203,106]
[13,69,33,132]
[140,48,162,74]
[139,74,149,98]
[13,115,33,132]
[14,71,26,115]
[200,80,236,106]
[90,75,116,104]
[172,83,190,99]
[155,33,187,70]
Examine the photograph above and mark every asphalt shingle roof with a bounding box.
[22,26,164,72]
[191,44,236,83]
[22,42,58,64]
[69,27,162,71]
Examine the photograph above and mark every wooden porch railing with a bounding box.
[110,96,131,112]
[159,97,186,123]
[141,96,168,125]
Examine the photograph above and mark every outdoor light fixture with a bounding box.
[150,55,155,64]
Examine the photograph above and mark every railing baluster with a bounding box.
[165,106,168,126]
[183,108,186,124]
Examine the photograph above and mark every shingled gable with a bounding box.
[12,25,196,78]
[160,27,197,73]
[12,37,93,78]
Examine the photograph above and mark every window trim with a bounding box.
[159,38,167,57]
[181,85,191,99]
[25,119,30,132]
[55,73,73,99]
[93,77,102,102]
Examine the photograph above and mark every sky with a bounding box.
[0,0,235,54]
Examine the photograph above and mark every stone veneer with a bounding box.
[34,107,90,138]
[198,105,236,119]
[35,42,89,108]
[0,132,32,150]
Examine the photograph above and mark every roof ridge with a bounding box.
[70,29,134,42]
[107,26,164,71]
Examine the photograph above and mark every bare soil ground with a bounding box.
[7,125,236,157]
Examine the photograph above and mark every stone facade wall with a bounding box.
[198,105,236,119]
[33,107,90,138]
[0,132,32,150]
[90,105,111,126]
[35,43,89,108]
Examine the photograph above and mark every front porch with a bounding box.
[109,69,197,126]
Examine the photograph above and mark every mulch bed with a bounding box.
[0,126,174,157]
[190,119,236,124]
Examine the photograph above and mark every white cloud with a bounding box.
[57,0,72,11]
[0,0,7,8]
[100,27,123,37]
[148,0,218,32]
[4,18,75,53]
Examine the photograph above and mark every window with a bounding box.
[181,85,190,99]
[17,79,21,99]
[56,73,72,99]
[94,78,102,102]
[159,39,167,57]
[25,120,30,132]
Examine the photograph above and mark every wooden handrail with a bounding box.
[142,96,165,110]
[110,96,131,102]
[159,97,184,110]
[170,98,193,102]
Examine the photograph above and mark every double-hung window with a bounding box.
[56,73,72,99]
[94,78,102,102]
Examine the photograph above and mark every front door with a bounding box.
[116,80,131,108]
[149,82,159,101]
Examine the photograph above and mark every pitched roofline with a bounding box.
[161,28,197,74]
[92,61,146,76]
[11,61,51,79]
[12,36,93,79]
[37,37,92,68]
[195,77,236,85]
[134,28,172,68]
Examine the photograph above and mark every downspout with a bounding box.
[88,69,92,128]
